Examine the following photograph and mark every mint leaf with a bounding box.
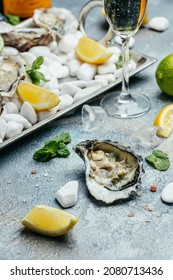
[36,71,49,82]
[26,56,49,86]
[145,150,170,171]
[33,148,51,162]
[6,14,20,25]
[44,141,59,157]
[32,56,44,70]
[45,131,71,145]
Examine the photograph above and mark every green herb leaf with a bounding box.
[33,148,51,162]
[44,141,59,157]
[26,56,49,86]
[145,150,170,171]
[51,131,72,144]
[6,14,20,25]
[32,56,44,70]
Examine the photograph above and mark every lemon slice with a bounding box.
[75,36,113,64]
[17,82,60,111]
[0,35,4,54]
[154,104,173,137]
[21,205,79,237]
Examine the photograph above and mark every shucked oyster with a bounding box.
[0,56,25,98]
[33,7,78,39]
[0,22,53,52]
[75,140,143,204]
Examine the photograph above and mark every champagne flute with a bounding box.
[100,0,150,118]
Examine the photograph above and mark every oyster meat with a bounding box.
[0,22,53,52]
[75,140,143,204]
[33,7,78,39]
[0,56,25,98]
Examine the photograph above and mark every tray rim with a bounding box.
[0,50,156,152]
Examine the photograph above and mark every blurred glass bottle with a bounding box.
[3,0,52,18]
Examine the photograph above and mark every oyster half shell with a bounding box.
[74,140,143,204]
[33,7,78,39]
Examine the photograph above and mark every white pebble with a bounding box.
[57,52,68,65]
[2,114,32,129]
[37,109,57,122]
[68,59,82,77]
[51,88,60,96]
[95,74,116,82]
[60,84,80,97]
[10,98,22,111]
[128,60,137,72]
[5,121,23,139]
[108,46,121,56]
[74,30,83,40]
[54,95,73,111]
[114,35,135,48]
[2,47,18,56]
[48,41,58,52]
[67,50,77,61]
[149,17,169,31]
[55,180,78,208]
[104,54,120,65]
[161,182,173,203]
[0,119,7,140]
[59,34,79,53]
[77,63,97,81]
[20,102,37,125]
[0,138,2,144]
[73,86,101,103]
[48,63,69,79]
[116,68,122,79]
[43,76,59,90]
[86,79,108,87]
[29,46,51,56]
[21,52,36,66]
[4,102,19,114]
[0,107,7,117]
[97,63,116,75]
[52,45,60,55]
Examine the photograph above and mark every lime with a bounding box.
[156,54,173,96]
[0,35,4,54]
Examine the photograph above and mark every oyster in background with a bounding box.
[75,140,143,204]
[0,22,53,52]
[33,7,78,39]
[0,56,26,98]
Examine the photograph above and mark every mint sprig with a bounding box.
[26,56,49,86]
[145,150,170,171]
[33,131,71,162]
[6,14,20,25]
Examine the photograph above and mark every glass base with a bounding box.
[100,91,151,118]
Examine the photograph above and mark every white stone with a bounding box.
[57,52,68,65]
[73,86,101,103]
[52,45,60,55]
[0,107,7,117]
[10,98,22,111]
[86,79,108,87]
[43,76,59,90]
[4,102,19,114]
[108,46,121,56]
[116,68,122,79]
[0,138,2,144]
[60,84,80,97]
[74,30,83,40]
[55,180,79,208]
[58,80,87,90]
[128,60,137,72]
[29,46,51,56]
[48,63,69,79]
[51,88,60,96]
[59,34,79,53]
[2,114,32,129]
[0,119,7,140]
[161,182,173,203]
[37,109,57,122]
[54,95,73,111]
[114,35,135,48]
[5,121,23,139]
[104,54,120,65]
[68,59,82,77]
[95,74,116,82]
[21,52,36,66]
[77,63,97,81]
[97,63,117,75]
[67,51,78,61]
[20,102,37,125]
[48,41,58,52]
[2,47,18,56]
[149,17,169,31]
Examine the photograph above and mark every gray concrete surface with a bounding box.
[1,0,173,260]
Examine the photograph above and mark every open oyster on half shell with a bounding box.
[33,7,79,39]
[75,140,143,204]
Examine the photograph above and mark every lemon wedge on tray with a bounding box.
[75,36,113,64]
[154,104,173,138]
[17,82,60,111]
[21,205,79,237]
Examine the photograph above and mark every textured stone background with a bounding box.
[1,0,173,260]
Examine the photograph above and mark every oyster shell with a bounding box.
[33,7,78,39]
[75,140,143,204]
[0,56,26,98]
[0,22,53,52]
[0,94,5,115]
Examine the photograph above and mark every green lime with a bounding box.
[156,54,173,96]
[0,35,4,54]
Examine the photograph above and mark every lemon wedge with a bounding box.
[75,36,113,64]
[154,104,173,137]
[17,82,60,111]
[21,205,79,236]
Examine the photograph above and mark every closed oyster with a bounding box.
[75,140,143,204]
[0,22,53,52]
[0,56,26,98]
[33,7,78,39]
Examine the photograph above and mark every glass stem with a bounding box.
[119,37,132,102]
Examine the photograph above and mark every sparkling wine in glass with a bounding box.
[100,0,150,118]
